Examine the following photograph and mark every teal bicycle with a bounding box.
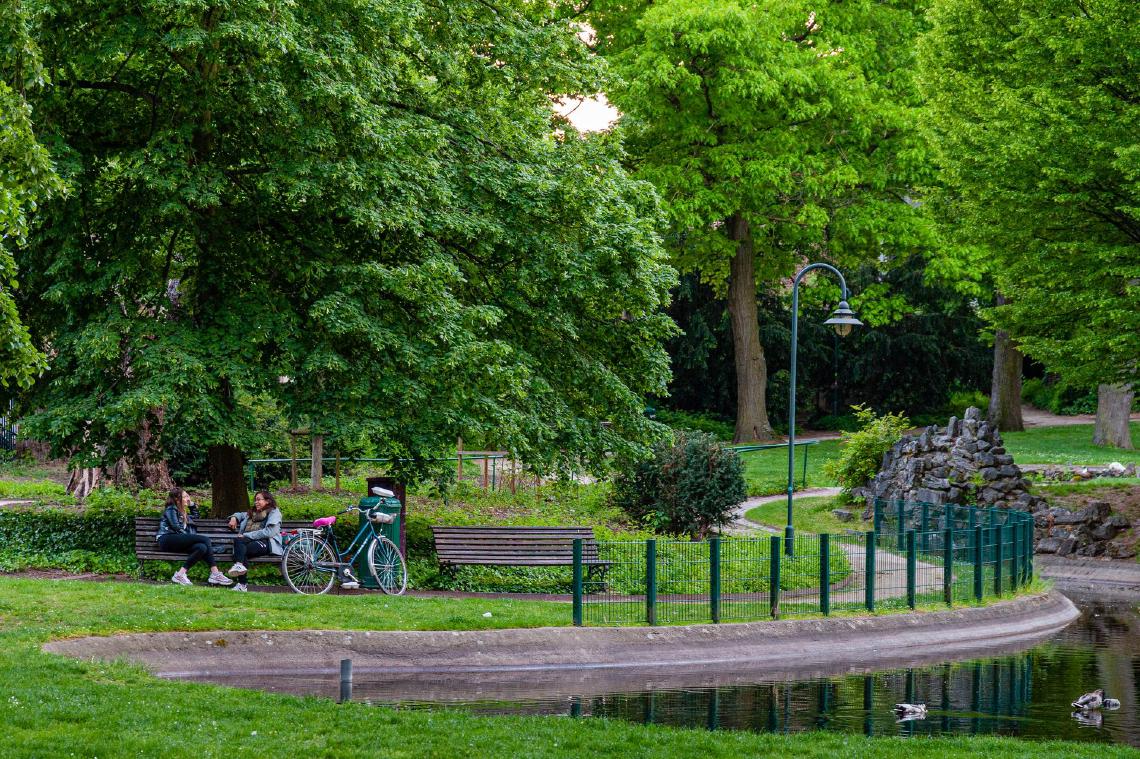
[280,487,408,595]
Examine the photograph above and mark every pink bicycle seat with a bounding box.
[312,516,337,528]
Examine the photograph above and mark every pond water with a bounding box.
[178,593,1140,747]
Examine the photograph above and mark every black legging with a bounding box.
[231,537,271,583]
[158,533,216,571]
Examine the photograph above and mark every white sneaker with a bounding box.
[231,583,248,593]
[227,562,247,576]
[208,570,234,586]
[171,570,192,586]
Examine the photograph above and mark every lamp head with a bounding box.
[824,300,862,337]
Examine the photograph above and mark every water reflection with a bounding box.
[172,595,1139,746]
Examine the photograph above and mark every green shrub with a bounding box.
[824,405,910,502]
[610,431,747,539]
[1022,377,1097,415]
[0,479,72,500]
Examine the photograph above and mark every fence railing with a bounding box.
[573,499,1036,626]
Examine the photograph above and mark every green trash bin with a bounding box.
[354,495,402,589]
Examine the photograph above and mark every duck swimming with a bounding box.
[893,703,927,721]
[1072,689,1105,710]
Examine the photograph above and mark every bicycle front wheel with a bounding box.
[367,535,408,595]
[281,535,337,595]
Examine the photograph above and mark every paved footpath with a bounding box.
[729,488,943,602]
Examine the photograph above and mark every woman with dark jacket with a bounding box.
[156,488,233,587]
[226,490,283,592]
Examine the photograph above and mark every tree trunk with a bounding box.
[208,444,249,516]
[67,467,102,499]
[726,214,775,443]
[987,295,1024,432]
[132,413,174,491]
[1094,384,1134,449]
[310,433,323,489]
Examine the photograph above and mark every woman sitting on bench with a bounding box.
[226,490,283,592]
[157,488,233,587]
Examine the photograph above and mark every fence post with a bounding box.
[974,525,984,601]
[920,503,930,553]
[1010,523,1020,592]
[968,507,977,554]
[943,528,953,606]
[802,443,809,488]
[864,531,876,612]
[710,538,721,624]
[873,500,883,536]
[906,530,916,609]
[769,536,781,618]
[572,539,583,626]
[646,539,657,626]
[994,525,1003,597]
[820,533,831,616]
[897,502,906,552]
[1026,519,1035,583]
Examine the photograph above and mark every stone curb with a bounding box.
[46,590,1077,683]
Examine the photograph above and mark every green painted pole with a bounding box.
[820,533,831,616]
[864,531,876,612]
[646,539,657,626]
[1024,521,1033,584]
[873,500,883,536]
[710,537,721,624]
[1010,523,1020,592]
[897,501,906,551]
[994,525,1003,596]
[943,528,953,606]
[973,525,984,601]
[572,539,583,626]
[968,507,977,554]
[770,536,781,617]
[921,503,930,553]
[802,444,809,488]
[906,530,916,609]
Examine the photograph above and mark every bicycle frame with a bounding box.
[321,511,384,569]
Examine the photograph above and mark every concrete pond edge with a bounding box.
[45,590,1078,688]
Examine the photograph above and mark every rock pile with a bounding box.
[1035,501,1135,559]
[855,407,1045,512]
[855,406,1134,559]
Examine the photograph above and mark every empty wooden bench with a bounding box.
[430,526,609,579]
[134,516,313,574]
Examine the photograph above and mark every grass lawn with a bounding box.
[0,576,1124,759]
[738,439,843,496]
[1003,423,1140,465]
[743,495,859,535]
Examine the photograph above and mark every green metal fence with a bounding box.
[575,499,1036,626]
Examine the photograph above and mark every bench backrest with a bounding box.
[430,526,600,566]
[134,516,315,560]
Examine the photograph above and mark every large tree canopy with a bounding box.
[920,0,1140,389]
[588,0,934,441]
[15,0,675,502]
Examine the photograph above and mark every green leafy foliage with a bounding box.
[14,0,676,482]
[0,4,62,390]
[1021,379,1097,417]
[920,0,1140,388]
[824,405,910,501]
[611,431,747,539]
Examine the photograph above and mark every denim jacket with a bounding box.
[230,508,283,555]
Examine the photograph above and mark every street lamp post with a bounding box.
[786,263,862,556]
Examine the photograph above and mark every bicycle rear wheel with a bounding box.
[281,535,337,595]
[367,535,407,595]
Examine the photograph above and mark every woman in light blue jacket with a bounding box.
[225,490,282,592]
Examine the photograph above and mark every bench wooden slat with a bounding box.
[134,516,314,572]
[430,525,608,570]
